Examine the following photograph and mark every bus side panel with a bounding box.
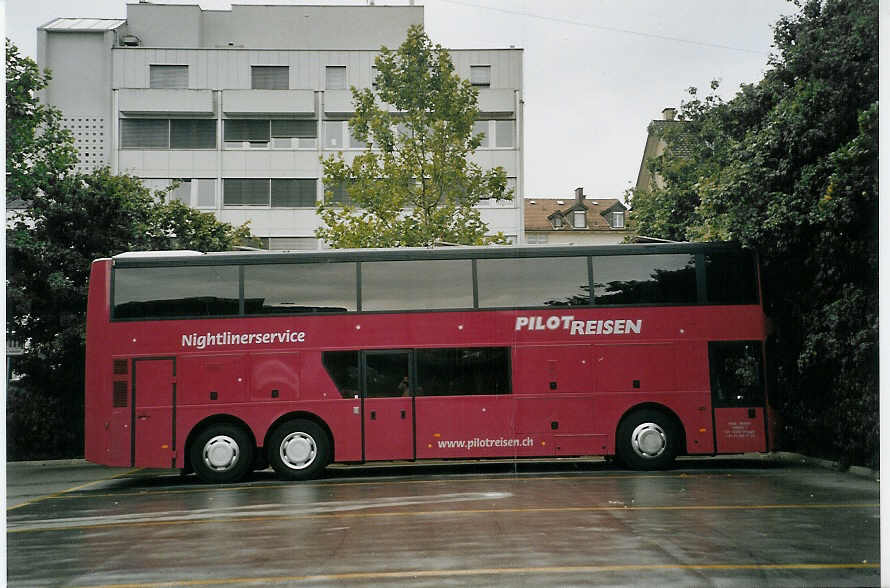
[85,260,115,465]
[415,396,523,458]
[592,342,715,455]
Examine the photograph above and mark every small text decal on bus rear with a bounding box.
[181,330,306,350]
[515,316,642,335]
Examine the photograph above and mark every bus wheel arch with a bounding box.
[615,404,686,470]
[265,412,333,481]
[185,415,257,484]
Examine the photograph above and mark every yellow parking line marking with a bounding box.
[71,562,881,588]
[7,469,143,512]
[8,502,878,534]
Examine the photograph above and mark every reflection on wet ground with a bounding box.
[7,457,880,587]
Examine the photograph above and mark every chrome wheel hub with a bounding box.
[280,432,317,470]
[631,422,666,458]
[203,435,240,471]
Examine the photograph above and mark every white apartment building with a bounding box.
[37,3,524,249]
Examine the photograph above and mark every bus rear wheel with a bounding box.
[268,419,331,481]
[616,409,679,470]
[190,423,255,484]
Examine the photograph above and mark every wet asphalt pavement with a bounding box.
[6,456,880,587]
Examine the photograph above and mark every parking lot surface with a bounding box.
[7,456,880,586]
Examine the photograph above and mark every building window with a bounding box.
[141,178,217,209]
[551,215,563,229]
[120,119,215,149]
[470,65,491,87]
[149,65,188,89]
[371,65,379,89]
[271,179,317,207]
[260,237,319,251]
[224,178,317,207]
[526,233,548,244]
[573,210,586,229]
[224,119,317,149]
[611,211,625,228]
[478,177,516,208]
[325,182,354,206]
[170,119,217,149]
[326,66,347,90]
[323,120,366,149]
[473,120,489,148]
[474,120,515,149]
[251,66,289,90]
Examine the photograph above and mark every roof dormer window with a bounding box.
[551,215,564,229]
[573,210,586,228]
[611,211,625,228]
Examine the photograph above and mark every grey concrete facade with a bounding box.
[38,4,525,248]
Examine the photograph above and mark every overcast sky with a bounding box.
[6,0,793,200]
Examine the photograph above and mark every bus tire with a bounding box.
[268,419,331,481]
[616,409,679,470]
[190,423,255,484]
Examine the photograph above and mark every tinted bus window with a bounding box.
[477,257,590,308]
[244,262,357,314]
[323,350,359,399]
[361,260,473,311]
[709,341,764,406]
[114,266,239,319]
[416,347,510,396]
[593,254,696,305]
[705,250,758,304]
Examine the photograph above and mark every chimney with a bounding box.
[574,187,584,203]
[662,107,677,121]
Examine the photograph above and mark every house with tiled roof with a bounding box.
[524,187,629,245]
[634,107,694,193]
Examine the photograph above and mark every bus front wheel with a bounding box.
[616,409,679,470]
[190,423,255,484]
[268,419,331,481]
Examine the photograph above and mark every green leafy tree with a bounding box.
[317,25,512,248]
[6,39,78,204]
[627,0,877,466]
[6,40,254,459]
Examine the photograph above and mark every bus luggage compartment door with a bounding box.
[133,358,176,468]
[363,350,414,461]
[709,341,767,453]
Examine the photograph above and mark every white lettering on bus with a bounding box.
[181,330,306,350]
[515,315,642,337]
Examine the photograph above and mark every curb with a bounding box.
[767,451,879,481]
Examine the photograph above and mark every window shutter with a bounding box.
[267,237,318,250]
[495,120,514,148]
[196,179,217,208]
[170,119,216,149]
[251,66,289,90]
[120,119,169,149]
[271,179,317,207]
[271,120,316,138]
[150,65,188,89]
[225,119,270,142]
[326,66,347,90]
[224,179,270,206]
[470,65,491,86]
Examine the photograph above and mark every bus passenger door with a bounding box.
[363,350,414,461]
[709,342,768,453]
[133,358,176,468]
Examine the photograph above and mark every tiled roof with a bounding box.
[524,197,627,232]
[648,119,695,157]
[40,18,126,32]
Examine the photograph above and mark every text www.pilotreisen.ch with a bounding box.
[437,437,534,450]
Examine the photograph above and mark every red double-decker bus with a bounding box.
[85,243,772,483]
